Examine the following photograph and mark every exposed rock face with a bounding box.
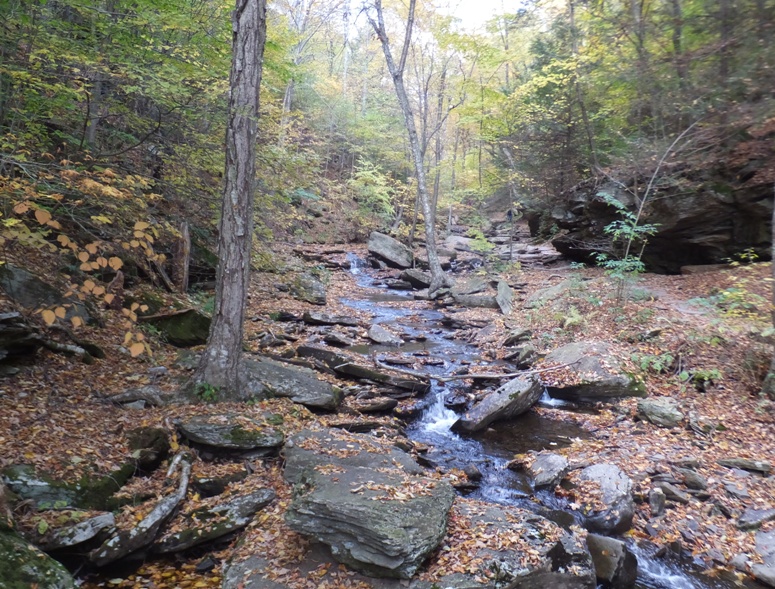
[0,264,92,324]
[0,529,76,589]
[586,534,637,588]
[154,488,275,553]
[738,508,775,531]
[637,398,684,428]
[545,178,773,273]
[753,530,775,588]
[544,342,646,401]
[176,414,284,454]
[572,464,635,534]
[242,357,342,410]
[529,452,569,489]
[368,232,413,268]
[451,374,543,433]
[284,430,453,579]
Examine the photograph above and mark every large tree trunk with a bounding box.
[194,0,266,397]
[762,187,775,400]
[368,0,450,294]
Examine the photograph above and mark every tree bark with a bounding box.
[194,0,266,397]
[762,185,775,400]
[368,0,450,293]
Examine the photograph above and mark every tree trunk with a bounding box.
[368,0,449,293]
[193,0,266,397]
[762,186,775,400]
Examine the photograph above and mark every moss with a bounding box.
[0,529,75,588]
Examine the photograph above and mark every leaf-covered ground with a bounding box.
[1,241,774,588]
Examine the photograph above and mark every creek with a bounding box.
[342,254,758,589]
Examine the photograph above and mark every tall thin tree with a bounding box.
[366,0,450,294]
[194,0,267,396]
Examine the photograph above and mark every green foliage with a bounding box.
[631,351,675,373]
[679,368,722,392]
[594,193,659,302]
[194,382,220,404]
[347,159,397,222]
[465,228,495,253]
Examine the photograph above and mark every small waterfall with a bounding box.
[629,544,703,589]
[420,384,458,434]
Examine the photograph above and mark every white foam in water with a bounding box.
[538,390,570,408]
[421,392,458,434]
[630,544,701,589]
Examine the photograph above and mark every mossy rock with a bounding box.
[0,529,75,588]
[139,308,211,347]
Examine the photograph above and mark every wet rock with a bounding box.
[289,272,327,305]
[368,232,413,269]
[463,464,483,482]
[323,331,356,347]
[717,457,772,474]
[451,374,543,433]
[154,488,275,553]
[0,529,76,589]
[242,356,342,410]
[574,464,635,534]
[386,279,413,290]
[738,508,775,531]
[637,398,683,428]
[176,414,284,455]
[284,430,424,485]
[544,342,646,401]
[529,452,569,489]
[400,269,431,289]
[302,312,359,327]
[586,534,637,588]
[284,433,454,579]
[138,308,211,347]
[367,324,403,346]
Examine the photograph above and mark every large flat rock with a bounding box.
[242,357,342,410]
[368,232,413,268]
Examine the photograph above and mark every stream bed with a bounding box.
[342,254,759,589]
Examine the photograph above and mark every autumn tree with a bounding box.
[366,0,450,294]
[193,0,267,396]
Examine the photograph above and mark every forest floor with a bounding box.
[1,240,774,588]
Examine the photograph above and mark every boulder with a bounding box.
[368,232,413,268]
[126,426,170,473]
[242,356,342,410]
[529,452,569,489]
[367,324,403,346]
[400,268,432,289]
[544,342,646,401]
[572,464,635,534]
[450,277,488,296]
[154,488,275,553]
[0,529,76,589]
[289,272,327,305]
[0,312,40,361]
[637,398,684,428]
[34,513,115,552]
[451,374,543,433]
[586,534,637,588]
[138,308,210,347]
[176,414,284,455]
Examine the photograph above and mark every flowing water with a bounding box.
[342,253,762,589]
